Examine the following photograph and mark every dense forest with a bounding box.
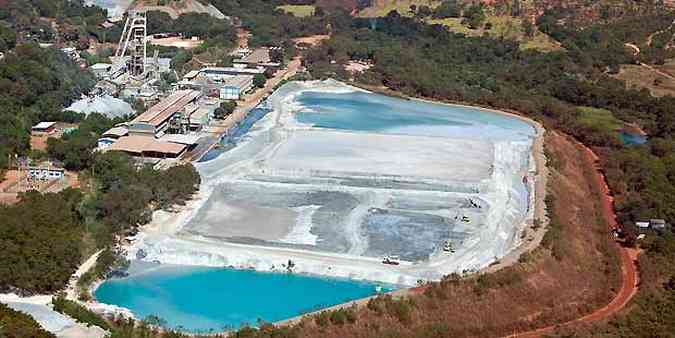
[0,0,122,45]
[0,44,95,172]
[146,11,237,47]
[208,0,333,46]
[0,151,200,295]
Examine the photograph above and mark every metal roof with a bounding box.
[90,63,113,70]
[221,75,253,88]
[109,136,187,155]
[636,222,650,228]
[102,126,129,138]
[184,70,200,79]
[32,122,56,130]
[160,134,201,145]
[131,90,201,127]
[202,67,265,75]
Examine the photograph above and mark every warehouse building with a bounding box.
[127,90,201,138]
[108,135,187,159]
[219,75,254,100]
[200,66,265,80]
[98,126,129,149]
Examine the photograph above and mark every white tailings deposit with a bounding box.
[66,95,135,119]
[127,80,543,286]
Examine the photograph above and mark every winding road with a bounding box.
[510,144,640,337]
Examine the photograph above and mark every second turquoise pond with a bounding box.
[95,264,388,333]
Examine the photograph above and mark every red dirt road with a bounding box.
[512,145,640,337]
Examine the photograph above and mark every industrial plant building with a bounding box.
[104,89,209,160]
[127,90,201,137]
[219,75,254,100]
[108,135,187,159]
[200,66,265,80]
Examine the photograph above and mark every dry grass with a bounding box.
[277,5,316,17]
[279,132,622,337]
[614,62,675,97]
[428,15,561,52]
[358,0,442,18]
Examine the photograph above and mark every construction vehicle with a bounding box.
[382,255,400,265]
[443,241,455,253]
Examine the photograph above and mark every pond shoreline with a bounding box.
[84,79,549,335]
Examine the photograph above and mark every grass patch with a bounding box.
[52,294,112,331]
[427,17,476,35]
[614,61,675,97]
[277,5,315,17]
[359,0,442,18]
[428,15,561,52]
[576,106,623,132]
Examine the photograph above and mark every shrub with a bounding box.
[0,303,55,338]
[519,251,533,264]
[314,311,330,327]
[52,294,111,331]
[329,309,347,325]
[367,296,386,315]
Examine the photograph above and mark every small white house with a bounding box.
[636,221,650,229]
[27,163,65,180]
[650,219,667,229]
[31,121,57,135]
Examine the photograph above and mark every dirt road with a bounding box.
[511,145,640,337]
[187,56,304,161]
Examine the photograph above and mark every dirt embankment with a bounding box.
[268,131,625,338]
[513,141,640,337]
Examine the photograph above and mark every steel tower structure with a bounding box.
[115,10,147,78]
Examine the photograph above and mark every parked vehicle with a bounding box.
[382,255,400,265]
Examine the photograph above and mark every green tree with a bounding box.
[462,4,486,29]
[522,18,535,38]
[213,100,236,120]
[416,5,433,18]
[433,0,462,19]
[253,73,267,88]
[0,24,16,52]
[511,0,521,17]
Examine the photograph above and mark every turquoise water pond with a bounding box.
[95,264,386,333]
[295,91,534,140]
[619,131,647,145]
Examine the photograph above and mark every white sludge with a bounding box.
[127,80,540,286]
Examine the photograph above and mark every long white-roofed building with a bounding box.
[127,90,201,137]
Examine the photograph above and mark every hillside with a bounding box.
[129,0,226,19]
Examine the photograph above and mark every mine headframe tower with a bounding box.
[116,10,148,78]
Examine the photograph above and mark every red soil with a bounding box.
[511,145,640,337]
